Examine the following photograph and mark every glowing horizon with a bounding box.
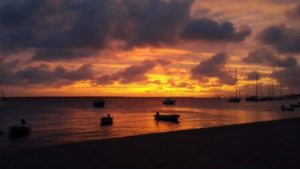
[0,0,299,97]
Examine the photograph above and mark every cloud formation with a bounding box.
[244,48,298,67]
[258,3,300,54]
[0,60,93,87]
[258,25,300,53]
[0,0,250,61]
[273,66,300,90]
[181,18,251,42]
[191,53,235,85]
[96,59,170,85]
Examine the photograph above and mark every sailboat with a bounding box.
[246,73,259,102]
[260,76,275,101]
[0,90,7,108]
[227,69,241,103]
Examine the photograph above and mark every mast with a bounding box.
[271,78,274,98]
[255,73,258,98]
[280,83,283,98]
[268,78,271,98]
[271,67,274,98]
[235,69,238,99]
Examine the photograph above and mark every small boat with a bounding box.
[9,125,31,138]
[154,112,180,122]
[100,114,113,126]
[93,99,105,108]
[162,98,176,105]
[281,105,295,111]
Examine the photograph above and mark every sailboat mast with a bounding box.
[280,84,283,98]
[235,69,238,98]
[271,78,274,98]
[255,73,258,98]
[271,67,274,98]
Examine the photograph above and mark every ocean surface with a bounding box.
[1,97,300,152]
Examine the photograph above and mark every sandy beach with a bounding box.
[1,118,300,169]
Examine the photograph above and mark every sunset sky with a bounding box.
[0,0,299,97]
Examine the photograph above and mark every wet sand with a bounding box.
[1,118,300,169]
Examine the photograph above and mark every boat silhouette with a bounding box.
[93,99,105,108]
[154,112,180,122]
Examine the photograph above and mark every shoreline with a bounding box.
[1,118,300,169]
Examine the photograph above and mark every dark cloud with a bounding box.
[191,53,235,85]
[181,18,251,42]
[244,48,298,67]
[96,59,170,85]
[0,0,116,60]
[0,61,93,87]
[33,48,100,61]
[118,0,193,47]
[273,66,300,90]
[0,0,192,60]
[0,0,250,61]
[258,4,300,54]
[0,60,19,85]
[258,25,300,53]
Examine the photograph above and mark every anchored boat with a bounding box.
[154,112,180,122]
[93,99,105,108]
[100,114,113,126]
[162,98,176,105]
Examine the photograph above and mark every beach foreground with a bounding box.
[1,118,300,169]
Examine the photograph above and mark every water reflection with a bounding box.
[0,97,300,151]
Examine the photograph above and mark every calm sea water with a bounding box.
[1,97,300,152]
